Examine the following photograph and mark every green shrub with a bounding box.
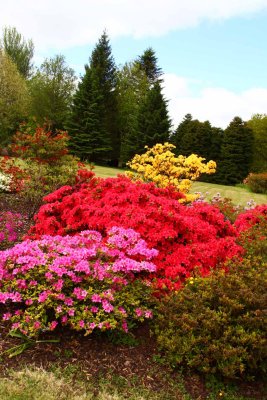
[245,172,267,194]
[153,256,267,379]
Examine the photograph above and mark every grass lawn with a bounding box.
[93,165,267,207]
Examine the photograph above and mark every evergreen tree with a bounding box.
[137,81,171,152]
[218,116,254,184]
[90,31,119,164]
[67,65,111,161]
[172,114,214,159]
[136,47,162,85]
[116,62,149,165]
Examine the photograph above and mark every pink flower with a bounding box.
[79,320,85,328]
[50,321,58,331]
[25,299,33,306]
[91,306,98,313]
[64,297,73,306]
[102,299,114,313]
[144,310,153,319]
[33,321,41,330]
[3,313,12,321]
[68,308,75,316]
[122,320,128,333]
[91,293,102,303]
[118,307,127,316]
[135,308,143,317]
[61,315,68,324]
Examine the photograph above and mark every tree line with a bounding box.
[0,27,266,184]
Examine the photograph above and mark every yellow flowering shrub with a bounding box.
[126,143,216,202]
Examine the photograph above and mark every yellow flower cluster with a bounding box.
[126,143,216,202]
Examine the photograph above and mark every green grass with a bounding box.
[93,165,267,207]
[0,366,190,400]
[0,365,259,400]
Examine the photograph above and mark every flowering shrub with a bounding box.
[0,211,24,249]
[27,175,242,291]
[126,143,216,202]
[234,205,267,233]
[10,121,69,165]
[0,157,29,192]
[0,171,12,192]
[0,227,157,337]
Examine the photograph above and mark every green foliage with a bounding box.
[1,26,34,79]
[67,65,111,161]
[90,31,119,163]
[218,117,254,185]
[153,256,267,379]
[0,51,30,145]
[245,172,267,194]
[135,47,163,85]
[29,55,76,130]
[116,62,149,165]
[171,114,223,183]
[137,81,171,152]
[247,114,267,173]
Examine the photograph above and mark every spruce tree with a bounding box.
[90,31,119,164]
[137,81,171,152]
[218,116,254,184]
[67,65,111,161]
[136,47,163,85]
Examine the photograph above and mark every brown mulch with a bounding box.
[0,193,266,400]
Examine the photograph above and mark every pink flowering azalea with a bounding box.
[0,227,156,337]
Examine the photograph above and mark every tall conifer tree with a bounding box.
[137,81,171,152]
[67,66,111,161]
[90,31,119,164]
[218,116,253,184]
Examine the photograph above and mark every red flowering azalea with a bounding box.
[27,174,242,290]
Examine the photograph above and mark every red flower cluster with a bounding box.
[28,175,243,291]
[234,204,267,232]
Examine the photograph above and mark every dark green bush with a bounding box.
[245,172,267,194]
[153,256,267,379]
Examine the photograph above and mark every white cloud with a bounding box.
[0,0,267,50]
[162,73,267,128]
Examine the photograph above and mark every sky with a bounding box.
[1,0,267,129]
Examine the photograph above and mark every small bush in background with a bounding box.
[244,172,267,194]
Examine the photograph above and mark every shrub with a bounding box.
[235,205,267,261]
[0,227,156,337]
[126,142,216,202]
[234,205,267,233]
[0,171,12,192]
[0,211,24,249]
[0,156,29,192]
[153,255,267,379]
[4,121,94,215]
[244,172,267,194]
[27,174,242,291]
[10,121,69,165]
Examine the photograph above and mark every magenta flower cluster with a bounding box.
[0,227,157,337]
